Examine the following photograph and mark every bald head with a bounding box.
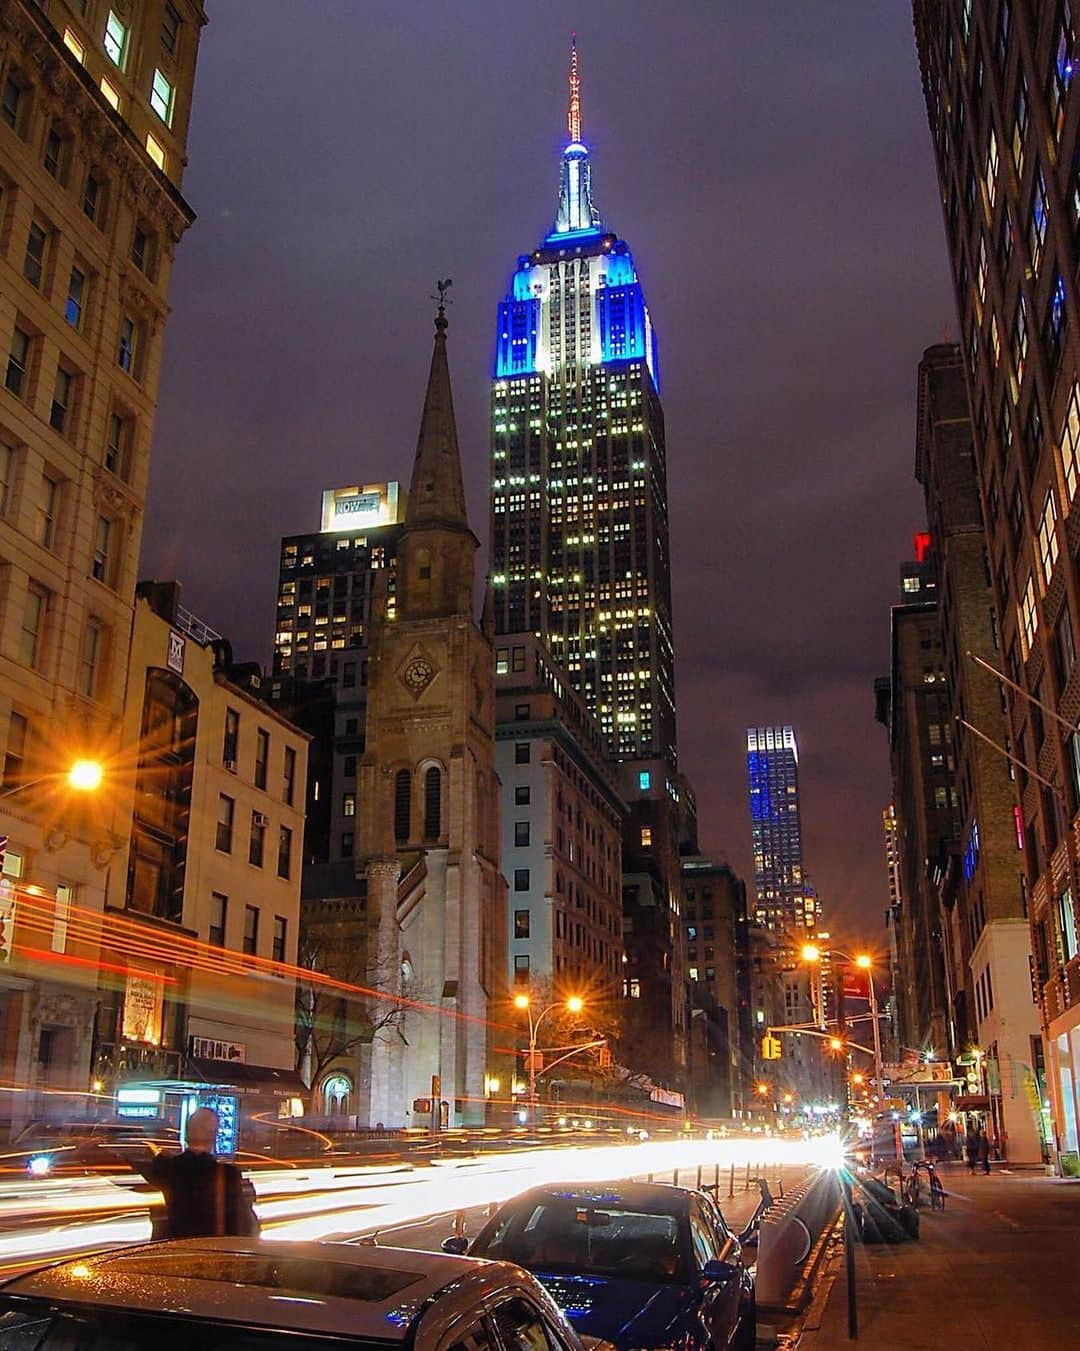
[186,1107,219,1153]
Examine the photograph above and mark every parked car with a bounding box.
[0,1238,589,1350]
[444,1181,755,1350]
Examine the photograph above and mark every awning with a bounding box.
[189,1060,308,1097]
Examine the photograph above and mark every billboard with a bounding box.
[320,482,401,533]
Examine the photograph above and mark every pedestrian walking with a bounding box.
[138,1107,258,1240]
[977,1128,991,1175]
[965,1126,979,1174]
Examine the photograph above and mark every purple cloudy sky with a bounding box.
[146,1,954,941]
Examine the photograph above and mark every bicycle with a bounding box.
[902,1160,946,1211]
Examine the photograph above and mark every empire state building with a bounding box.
[489,40,676,770]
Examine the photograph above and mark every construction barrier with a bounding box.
[754,1168,839,1311]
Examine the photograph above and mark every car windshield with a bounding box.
[0,1308,397,1350]
[475,1199,687,1282]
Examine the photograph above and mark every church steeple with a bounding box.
[399,291,477,621]
[406,282,469,531]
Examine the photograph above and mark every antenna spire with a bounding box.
[568,33,581,143]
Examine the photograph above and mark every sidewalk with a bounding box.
[798,1166,1080,1348]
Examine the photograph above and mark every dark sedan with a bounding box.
[444,1181,755,1350]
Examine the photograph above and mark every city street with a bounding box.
[802,1168,1080,1348]
[0,1134,828,1276]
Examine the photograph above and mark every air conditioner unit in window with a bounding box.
[253,811,270,828]
[224,759,238,774]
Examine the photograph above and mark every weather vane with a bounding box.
[432,277,453,321]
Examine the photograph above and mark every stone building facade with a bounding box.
[0,0,204,1130]
[355,309,508,1128]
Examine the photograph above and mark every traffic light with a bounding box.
[761,1034,782,1061]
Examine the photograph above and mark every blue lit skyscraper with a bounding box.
[490,39,674,766]
[747,726,817,933]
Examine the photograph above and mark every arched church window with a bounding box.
[394,768,412,843]
[424,766,442,839]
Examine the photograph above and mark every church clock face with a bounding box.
[402,656,434,694]
[397,643,439,700]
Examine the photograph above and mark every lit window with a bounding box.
[1020,574,1039,655]
[1038,490,1059,584]
[640,826,652,847]
[150,69,174,125]
[145,134,166,171]
[63,28,85,64]
[100,77,120,111]
[638,770,650,790]
[1061,383,1080,503]
[104,11,128,68]
[902,576,921,593]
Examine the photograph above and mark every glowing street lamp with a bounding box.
[514,991,586,1123]
[68,759,104,792]
[756,1082,770,1097]
[828,1037,845,1053]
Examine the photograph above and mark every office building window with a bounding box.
[66,267,86,329]
[63,27,85,63]
[4,712,28,787]
[249,811,266,867]
[209,893,227,947]
[283,744,296,804]
[1,77,22,132]
[43,125,66,180]
[145,134,166,172]
[105,411,129,477]
[514,868,530,891]
[21,585,45,668]
[78,619,102,698]
[91,515,113,585]
[150,69,174,125]
[117,316,137,373]
[104,11,128,68]
[277,826,292,880]
[515,785,530,805]
[83,172,103,223]
[131,226,150,274]
[6,327,29,397]
[272,915,287,965]
[640,827,652,847]
[1062,383,1080,502]
[99,76,120,111]
[161,3,181,55]
[243,904,259,957]
[36,476,58,547]
[254,728,269,789]
[514,909,530,939]
[223,707,239,765]
[0,440,12,516]
[514,742,530,764]
[514,821,530,847]
[1038,491,1059,583]
[341,831,354,858]
[23,221,46,288]
[515,702,529,720]
[343,755,356,778]
[514,954,530,984]
[639,770,651,790]
[49,369,72,434]
[343,791,356,817]
[216,794,234,852]
[1059,888,1077,962]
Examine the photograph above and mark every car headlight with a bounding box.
[27,1155,52,1177]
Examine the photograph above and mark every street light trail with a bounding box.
[0,1135,840,1271]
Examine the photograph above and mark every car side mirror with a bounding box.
[442,1235,469,1255]
[701,1259,740,1284]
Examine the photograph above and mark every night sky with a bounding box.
[146,1,954,942]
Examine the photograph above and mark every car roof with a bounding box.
[506,1181,695,1213]
[0,1240,521,1341]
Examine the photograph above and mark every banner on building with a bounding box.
[122,970,164,1045]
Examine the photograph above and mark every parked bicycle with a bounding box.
[902,1159,946,1211]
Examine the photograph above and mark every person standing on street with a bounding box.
[138,1107,258,1239]
[965,1126,979,1173]
[977,1128,991,1175]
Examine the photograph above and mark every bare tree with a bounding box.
[295,922,406,1091]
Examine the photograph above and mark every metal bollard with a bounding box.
[745,1161,751,1192]
[714,1162,720,1192]
[696,1165,702,1189]
[728,1163,735,1199]
[673,1168,680,1186]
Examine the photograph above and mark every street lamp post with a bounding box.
[855,954,885,1120]
[513,992,583,1125]
[0,760,105,801]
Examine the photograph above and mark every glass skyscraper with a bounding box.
[747,726,816,932]
[489,40,676,768]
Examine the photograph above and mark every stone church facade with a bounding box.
[355,307,508,1128]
